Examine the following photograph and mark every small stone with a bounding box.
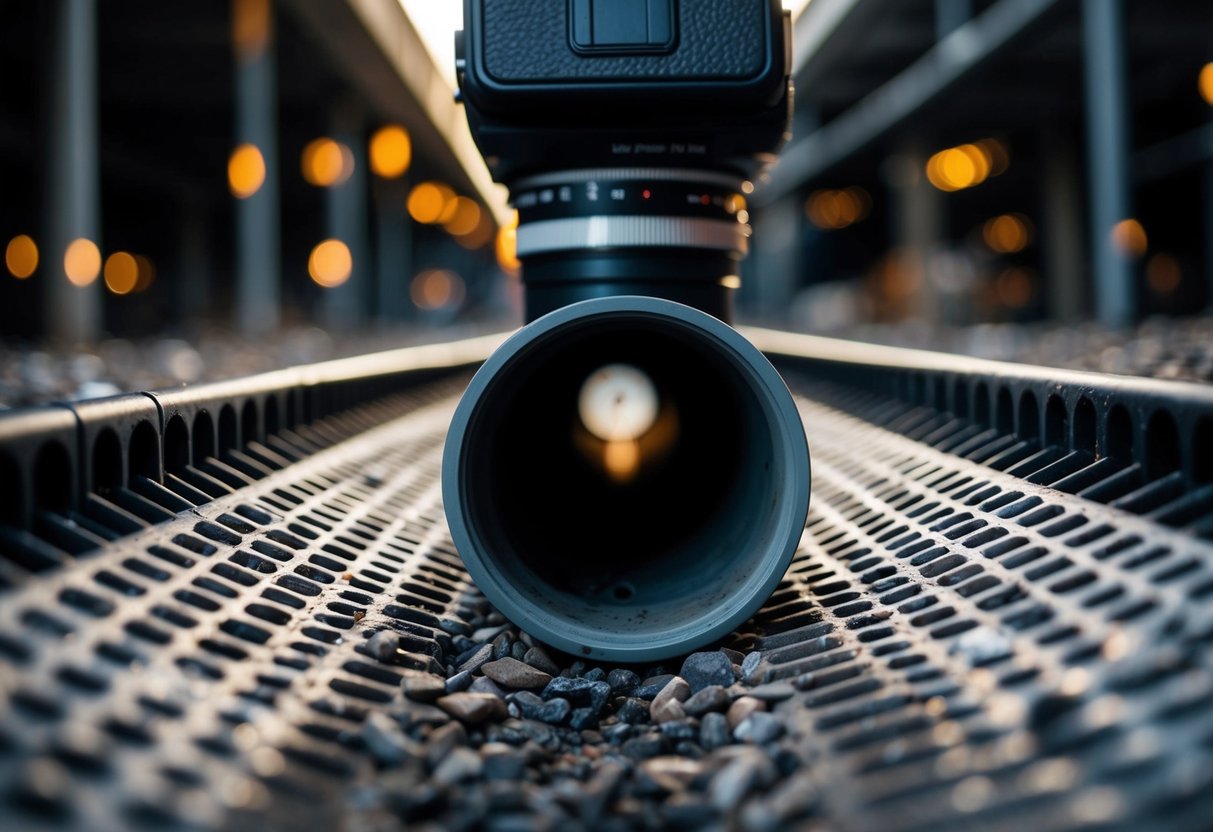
[365,630,401,663]
[621,734,665,760]
[537,698,571,724]
[483,657,554,690]
[510,641,529,661]
[583,667,606,682]
[569,707,597,731]
[437,692,508,724]
[579,761,626,825]
[649,676,691,723]
[640,756,702,792]
[726,696,766,730]
[541,677,612,715]
[445,670,474,693]
[680,652,736,694]
[733,711,784,744]
[491,632,513,660]
[361,711,420,765]
[524,647,560,676]
[432,746,482,786]
[741,651,763,681]
[651,698,686,724]
[607,668,641,693]
[708,749,767,810]
[674,740,705,759]
[662,793,721,827]
[683,685,731,716]
[401,669,447,702]
[507,690,546,720]
[602,722,632,743]
[470,676,507,697]
[658,718,699,740]
[616,698,650,724]
[482,745,528,781]
[745,681,795,702]
[633,674,675,699]
[472,623,510,643]
[397,698,450,729]
[425,721,468,768]
[699,712,731,751]
[457,643,494,675]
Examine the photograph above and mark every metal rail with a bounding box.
[0,330,1210,830]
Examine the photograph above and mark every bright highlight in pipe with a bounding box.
[578,364,660,442]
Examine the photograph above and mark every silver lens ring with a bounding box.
[516,215,749,257]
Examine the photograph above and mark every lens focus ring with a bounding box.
[516,216,749,257]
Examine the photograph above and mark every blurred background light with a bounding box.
[228,143,266,198]
[926,140,1005,192]
[5,235,38,279]
[133,255,155,293]
[454,214,496,250]
[369,125,412,179]
[1200,62,1213,106]
[301,138,354,187]
[308,239,353,288]
[495,211,521,275]
[1146,253,1181,295]
[996,267,1035,308]
[407,181,457,224]
[982,214,1033,254]
[103,251,139,295]
[443,196,482,237]
[63,238,101,286]
[806,187,870,229]
[410,268,465,310]
[1110,218,1148,258]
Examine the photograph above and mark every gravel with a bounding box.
[680,652,737,693]
[344,607,812,830]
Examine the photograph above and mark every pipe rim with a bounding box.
[442,295,810,661]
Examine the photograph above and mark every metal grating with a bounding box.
[0,338,1211,830]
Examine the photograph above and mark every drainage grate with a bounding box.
[0,336,1211,830]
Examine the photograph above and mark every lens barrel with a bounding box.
[442,296,810,662]
[512,169,752,322]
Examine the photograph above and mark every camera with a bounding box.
[443,0,810,662]
[456,0,793,320]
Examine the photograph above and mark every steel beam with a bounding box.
[1081,0,1134,327]
[45,0,100,344]
[756,0,1061,206]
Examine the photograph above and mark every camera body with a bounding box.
[456,0,793,321]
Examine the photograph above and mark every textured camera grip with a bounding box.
[480,0,767,82]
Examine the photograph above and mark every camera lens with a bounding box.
[511,168,752,322]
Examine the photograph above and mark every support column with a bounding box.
[1040,132,1086,321]
[1081,0,1133,327]
[322,103,369,331]
[745,193,801,325]
[374,177,412,325]
[233,0,280,336]
[890,143,942,322]
[46,0,100,344]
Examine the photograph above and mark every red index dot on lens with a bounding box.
[700,194,710,205]
[642,189,651,200]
